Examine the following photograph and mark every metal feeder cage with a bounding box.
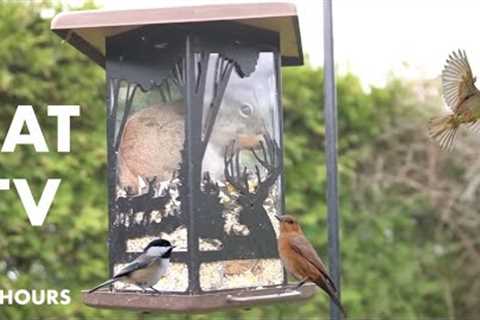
[51,2,317,312]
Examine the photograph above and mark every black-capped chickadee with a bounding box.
[88,239,175,294]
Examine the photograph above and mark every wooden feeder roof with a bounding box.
[50,2,303,67]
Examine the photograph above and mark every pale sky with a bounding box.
[63,0,480,88]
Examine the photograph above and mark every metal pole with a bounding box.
[323,0,341,319]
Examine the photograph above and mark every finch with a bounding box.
[428,49,480,150]
[276,214,346,316]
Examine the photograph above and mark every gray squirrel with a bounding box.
[118,94,269,194]
[118,53,277,194]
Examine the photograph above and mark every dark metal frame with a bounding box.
[104,21,288,296]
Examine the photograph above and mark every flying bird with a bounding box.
[428,49,480,150]
[88,239,174,293]
[276,214,346,316]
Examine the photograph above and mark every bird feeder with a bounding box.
[51,2,316,312]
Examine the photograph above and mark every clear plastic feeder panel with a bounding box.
[110,75,188,292]
[105,26,285,294]
[199,52,284,291]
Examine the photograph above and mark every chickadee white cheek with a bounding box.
[146,246,170,257]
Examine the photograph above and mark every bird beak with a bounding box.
[275,215,282,221]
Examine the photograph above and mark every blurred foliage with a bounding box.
[0,1,479,319]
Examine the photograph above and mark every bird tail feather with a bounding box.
[88,278,119,293]
[427,114,459,151]
[316,279,347,318]
[328,291,347,318]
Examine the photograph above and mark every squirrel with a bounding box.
[118,94,268,194]
[117,51,280,194]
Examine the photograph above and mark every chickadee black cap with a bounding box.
[144,239,173,251]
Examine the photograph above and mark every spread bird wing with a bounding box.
[288,235,337,292]
[113,254,158,279]
[442,49,479,111]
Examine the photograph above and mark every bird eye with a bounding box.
[239,103,253,118]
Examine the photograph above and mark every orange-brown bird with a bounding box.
[428,49,480,150]
[276,214,346,316]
